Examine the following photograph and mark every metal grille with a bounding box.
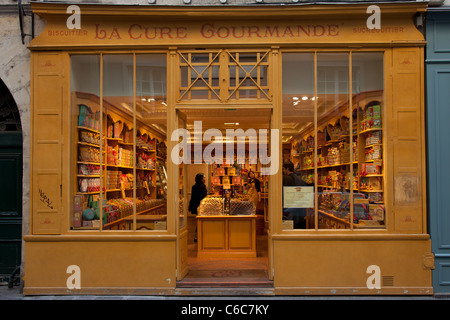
[382,275,394,287]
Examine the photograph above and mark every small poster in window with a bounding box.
[283,186,314,208]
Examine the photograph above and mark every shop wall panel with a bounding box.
[31,52,64,235]
[426,13,450,61]
[273,238,432,295]
[390,48,424,233]
[426,57,450,293]
[437,261,450,287]
[24,239,176,294]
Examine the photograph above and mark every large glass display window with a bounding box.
[70,53,168,232]
[282,51,384,230]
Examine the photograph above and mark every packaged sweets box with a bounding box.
[369,204,384,220]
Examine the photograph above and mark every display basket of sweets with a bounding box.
[230,199,255,215]
[198,196,223,216]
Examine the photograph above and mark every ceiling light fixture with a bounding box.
[302,96,308,100]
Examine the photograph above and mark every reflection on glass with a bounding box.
[136,54,167,231]
[102,54,135,231]
[71,55,101,230]
[178,115,186,229]
[70,53,168,232]
[282,52,385,231]
[316,53,351,229]
[282,53,315,230]
[352,52,384,229]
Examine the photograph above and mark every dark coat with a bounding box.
[189,182,207,214]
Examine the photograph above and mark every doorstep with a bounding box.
[176,269,273,289]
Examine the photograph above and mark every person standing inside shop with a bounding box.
[189,173,207,241]
[246,170,261,211]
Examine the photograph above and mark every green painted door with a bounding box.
[0,132,22,277]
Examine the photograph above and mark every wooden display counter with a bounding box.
[196,215,257,258]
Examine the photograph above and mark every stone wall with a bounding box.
[0,3,45,276]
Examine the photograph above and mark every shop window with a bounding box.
[70,53,167,232]
[282,52,384,230]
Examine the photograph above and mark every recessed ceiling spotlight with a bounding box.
[302,96,308,100]
[292,97,299,100]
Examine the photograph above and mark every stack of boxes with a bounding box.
[327,146,340,165]
[107,170,121,190]
[361,104,382,132]
[339,142,350,164]
[119,147,133,167]
[78,104,100,132]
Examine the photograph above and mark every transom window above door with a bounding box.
[177,49,271,103]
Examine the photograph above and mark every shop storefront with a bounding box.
[24,2,432,296]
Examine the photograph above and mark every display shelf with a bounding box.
[291,95,385,228]
[71,94,167,231]
[77,126,99,134]
[360,128,382,135]
[78,141,101,148]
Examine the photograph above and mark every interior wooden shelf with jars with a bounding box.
[290,90,385,229]
[71,92,167,231]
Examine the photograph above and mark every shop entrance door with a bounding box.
[176,110,189,280]
[172,48,275,288]
[174,108,273,288]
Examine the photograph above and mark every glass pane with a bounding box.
[102,54,135,231]
[136,54,168,231]
[178,114,186,229]
[282,53,315,230]
[179,51,220,101]
[70,55,101,230]
[316,53,351,229]
[353,52,385,229]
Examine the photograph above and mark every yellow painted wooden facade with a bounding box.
[24,2,432,295]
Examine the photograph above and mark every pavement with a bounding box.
[3,283,450,319]
[1,283,448,300]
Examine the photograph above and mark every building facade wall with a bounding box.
[426,8,450,295]
[0,2,45,279]
[0,0,444,295]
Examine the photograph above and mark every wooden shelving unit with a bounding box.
[291,91,385,228]
[71,92,167,231]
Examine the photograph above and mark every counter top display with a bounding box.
[198,195,256,216]
[196,214,257,258]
